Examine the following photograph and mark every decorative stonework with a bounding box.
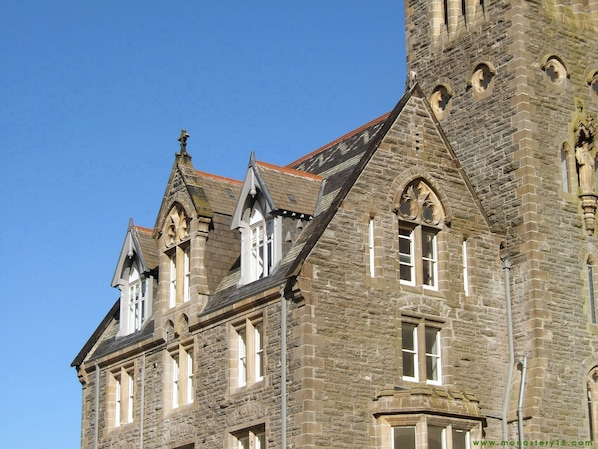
[166,205,189,245]
[591,72,598,100]
[544,57,568,85]
[395,179,444,226]
[430,85,452,119]
[574,109,598,235]
[470,63,495,99]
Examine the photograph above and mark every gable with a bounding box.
[153,155,215,238]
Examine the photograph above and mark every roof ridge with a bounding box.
[286,112,391,169]
[195,169,243,185]
[256,160,323,180]
[134,225,154,234]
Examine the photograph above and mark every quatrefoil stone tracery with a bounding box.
[167,206,189,245]
[398,180,443,226]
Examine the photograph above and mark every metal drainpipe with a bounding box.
[94,362,99,449]
[140,352,146,449]
[501,255,515,441]
[517,357,527,444]
[280,284,287,449]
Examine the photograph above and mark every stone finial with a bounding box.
[178,129,190,154]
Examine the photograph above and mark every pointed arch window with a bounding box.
[165,205,191,307]
[396,180,444,289]
[588,367,598,441]
[588,258,598,325]
[561,144,572,193]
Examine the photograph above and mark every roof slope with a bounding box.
[255,161,323,216]
[195,170,242,216]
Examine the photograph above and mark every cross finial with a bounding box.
[178,129,190,154]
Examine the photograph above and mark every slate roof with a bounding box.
[134,225,159,270]
[75,85,438,367]
[195,170,242,216]
[203,101,401,315]
[255,161,323,217]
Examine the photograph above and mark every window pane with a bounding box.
[422,229,437,287]
[393,426,416,449]
[453,429,469,449]
[429,426,444,449]
[255,322,264,380]
[399,227,414,283]
[402,323,417,379]
[256,430,266,449]
[561,147,570,192]
[238,328,247,386]
[425,327,440,382]
[402,323,415,350]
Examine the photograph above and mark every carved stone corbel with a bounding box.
[580,193,598,236]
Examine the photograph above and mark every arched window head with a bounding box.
[589,71,598,100]
[398,179,444,226]
[471,63,495,94]
[543,57,568,85]
[395,180,445,290]
[430,85,452,119]
[166,205,189,246]
[165,204,191,308]
[560,143,571,193]
[588,367,598,441]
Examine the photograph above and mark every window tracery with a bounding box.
[430,85,452,119]
[164,204,191,307]
[471,63,495,95]
[395,180,444,289]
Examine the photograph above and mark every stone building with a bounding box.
[72,0,598,447]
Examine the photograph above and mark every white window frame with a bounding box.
[170,344,194,409]
[232,317,264,389]
[399,226,416,285]
[392,423,471,449]
[233,426,266,449]
[248,208,275,281]
[127,267,147,333]
[168,243,191,308]
[462,240,469,296]
[183,246,190,303]
[169,252,176,308]
[399,223,439,290]
[240,203,280,286]
[402,319,443,385]
[111,366,134,427]
[369,217,376,278]
[401,323,418,382]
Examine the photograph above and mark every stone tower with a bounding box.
[405,0,598,439]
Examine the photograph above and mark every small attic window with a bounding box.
[288,194,297,203]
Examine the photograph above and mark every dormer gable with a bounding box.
[112,219,158,337]
[231,152,323,285]
[153,131,214,242]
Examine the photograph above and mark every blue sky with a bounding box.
[0,2,405,447]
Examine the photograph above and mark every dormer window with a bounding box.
[113,223,156,338]
[249,207,274,280]
[164,205,192,308]
[127,266,147,333]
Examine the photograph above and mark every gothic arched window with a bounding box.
[588,367,598,441]
[396,179,444,289]
[165,204,191,308]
